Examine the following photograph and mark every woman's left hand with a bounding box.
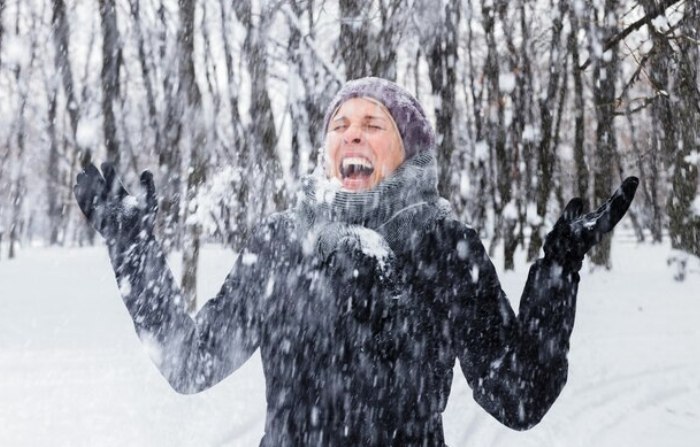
[543,176,639,271]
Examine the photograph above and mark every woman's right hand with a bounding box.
[74,162,158,245]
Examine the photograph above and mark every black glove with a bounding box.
[543,176,639,271]
[74,162,157,247]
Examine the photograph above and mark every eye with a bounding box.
[331,123,348,132]
[366,124,384,131]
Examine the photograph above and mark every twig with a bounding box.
[612,95,660,116]
[578,0,684,71]
[280,4,344,84]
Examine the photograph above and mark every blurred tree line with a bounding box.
[0,0,698,307]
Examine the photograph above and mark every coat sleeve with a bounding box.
[107,219,278,394]
[438,218,579,430]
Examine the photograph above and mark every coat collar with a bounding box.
[296,152,452,247]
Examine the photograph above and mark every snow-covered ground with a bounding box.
[1,237,699,446]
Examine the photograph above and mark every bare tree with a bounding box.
[527,0,570,262]
[284,1,344,171]
[639,0,678,243]
[212,0,249,247]
[158,0,184,252]
[589,0,620,269]
[99,0,122,166]
[421,0,460,200]
[231,0,284,221]
[338,0,369,80]
[46,76,62,245]
[178,0,208,312]
[50,0,89,246]
[1,0,8,255]
[497,0,528,270]
[480,0,507,259]
[8,4,38,258]
[218,0,246,159]
[51,0,81,148]
[338,0,403,80]
[129,0,162,167]
[8,68,28,259]
[461,0,488,233]
[0,0,5,68]
[287,2,313,179]
[285,0,332,178]
[569,4,589,204]
[666,3,700,263]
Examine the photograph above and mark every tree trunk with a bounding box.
[426,0,460,201]
[640,0,676,244]
[8,2,35,259]
[52,0,94,246]
[285,1,342,178]
[569,6,589,204]
[178,0,207,313]
[338,0,369,80]
[527,0,569,262]
[589,0,619,269]
[481,0,508,260]
[158,0,183,252]
[232,0,284,220]
[374,0,401,81]
[464,0,487,232]
[666,4,700,262]
[338,0,401,81]
[498,1,530,271]
[129,0,161,166]
[9,111,26,260]
[51,0,81,149]
[286,3,307,180]
[99,0,122,166]
[0,0,5,67]
[47,86,62,245]
[217,0,248,248]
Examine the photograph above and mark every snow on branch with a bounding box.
[578,0,685,71]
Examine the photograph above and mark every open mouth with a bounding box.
[339,156,375,181]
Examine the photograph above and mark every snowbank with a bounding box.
[1,239,698,446]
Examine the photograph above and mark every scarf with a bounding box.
[296,152,453,252]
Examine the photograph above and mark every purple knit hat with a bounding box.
[323,77,436,160]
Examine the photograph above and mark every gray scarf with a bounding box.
[296,152,453,255]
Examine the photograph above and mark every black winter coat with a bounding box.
[112,204,578,447]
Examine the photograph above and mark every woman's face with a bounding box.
[325,97,405,192]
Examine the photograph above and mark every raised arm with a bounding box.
[444,178,638,430]
[74,163,264,394]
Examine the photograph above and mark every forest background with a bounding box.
[0,0,698,311]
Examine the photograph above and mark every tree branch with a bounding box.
[612,94,661,116]
[579,0,684,71]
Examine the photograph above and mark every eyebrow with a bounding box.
[332,114,387,121]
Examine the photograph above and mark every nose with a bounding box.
[342,123,363,144]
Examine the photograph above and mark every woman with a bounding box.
[74,77,638,446]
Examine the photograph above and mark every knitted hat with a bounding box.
[323,77,436,160]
